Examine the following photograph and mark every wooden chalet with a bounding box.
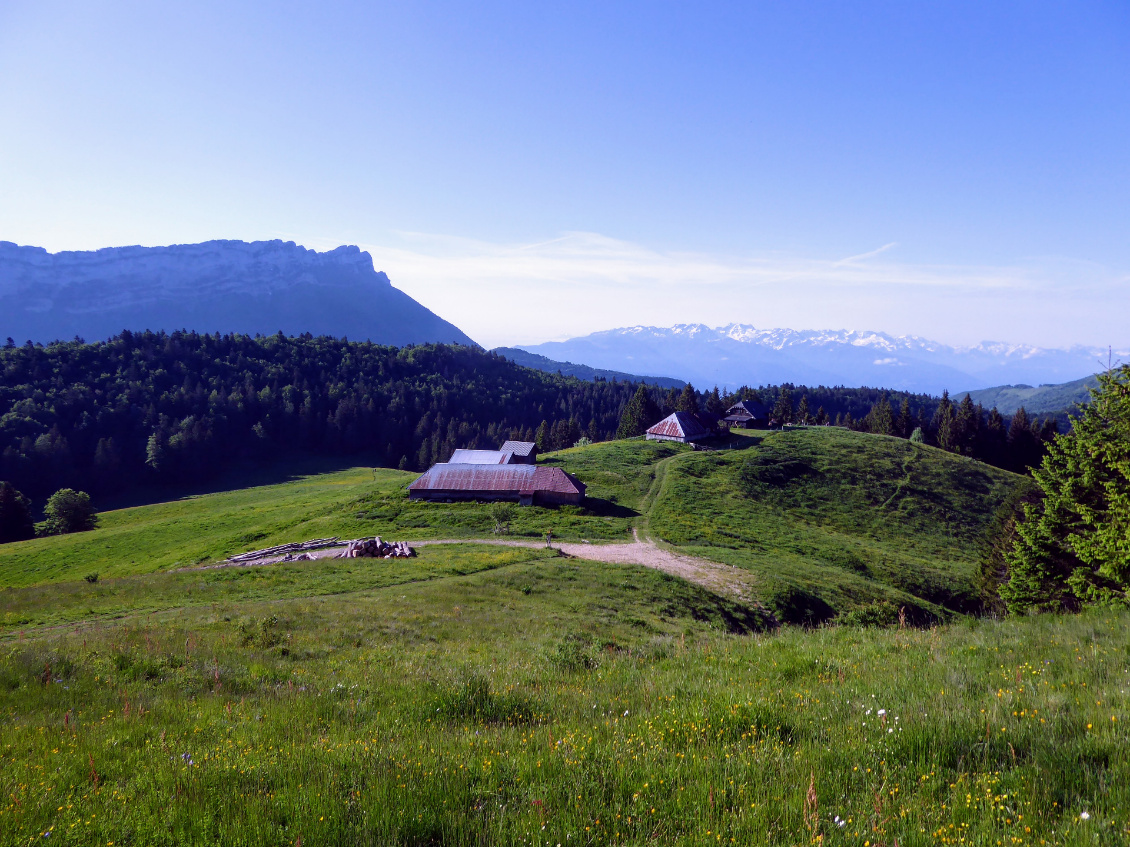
[724,399,767,429]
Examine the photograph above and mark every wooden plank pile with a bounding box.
[337,537,416,559]
[226,537,341,563]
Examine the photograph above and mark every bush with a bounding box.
[488,502,517,535]
[42,488,98,535]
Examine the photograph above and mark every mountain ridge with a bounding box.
[519,323,1120,394]
[0,239,476,348]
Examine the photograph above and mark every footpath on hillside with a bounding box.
[179,529,757,604]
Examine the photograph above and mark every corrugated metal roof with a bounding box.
[448,449,511,464]
[500,440,538,457]
[408,463,585,496]
[646,411,713,440]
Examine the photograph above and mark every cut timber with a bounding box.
[336,537,416,559]
[226,537,340,563]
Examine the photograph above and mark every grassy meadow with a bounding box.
[2,428,1122,845]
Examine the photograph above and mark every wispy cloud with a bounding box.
[340,230,1128,349]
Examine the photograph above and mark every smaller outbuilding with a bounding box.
[724,399,768,429]
[499,440,539,464]
[645,411,716,444]
[448,449,517,464]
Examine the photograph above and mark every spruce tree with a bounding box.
[1001,365,1130,612]
[0,481,35,543]
[616,385,660,439]
[869,393,893,435]
[675,384,699,414]
[771,387,793,424]
[933,391,956,451]
[796,395,811,425]
[896,397,912,438]
[704,386,726,420]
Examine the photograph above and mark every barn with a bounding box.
[724,399,768,429]
[407,463,585,506]
[645,411,716,444]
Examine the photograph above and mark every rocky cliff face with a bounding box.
[0,239,476,347]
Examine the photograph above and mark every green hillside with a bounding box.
[962,374,1098,415]
[2,428,1027,627]
[4,428,1126,845]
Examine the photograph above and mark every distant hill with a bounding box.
[960,374,1099,415]
[0,239,476,347]
[493,347,685,388]
[519,324,1120,394]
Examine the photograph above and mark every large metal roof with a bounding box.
[408,463,585,496]
[448,449,512,464]
[646,411,713,440]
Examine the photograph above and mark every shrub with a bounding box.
[42,488,98,535]
[488,502,517,535]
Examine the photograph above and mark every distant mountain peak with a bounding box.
[519,323,1115,394]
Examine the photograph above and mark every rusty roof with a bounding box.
[408,463,585,496]
[499,440,538,457]
[646,411,713,440]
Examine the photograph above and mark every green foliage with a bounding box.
[0,480,34,543]
[0,332,646,499]
[83,572,99,584]
[42,488,97,535]
[1001,366,1130,613]
[488,502,517,535]
[616,384,661,439]
[909,426,925,444]
[835,599,901,627]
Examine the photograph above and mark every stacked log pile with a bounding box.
[337,537,416,559]
[226,537,340,563]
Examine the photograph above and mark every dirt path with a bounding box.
[173,530,755,602]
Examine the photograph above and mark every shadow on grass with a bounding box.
[94,451,388,512]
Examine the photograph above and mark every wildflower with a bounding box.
[834,816,846,828]
[877,709,886,717]
[1079,812,1090,820]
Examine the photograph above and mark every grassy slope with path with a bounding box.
[2,428,1124,846]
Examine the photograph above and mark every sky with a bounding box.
[1,1,1128,349]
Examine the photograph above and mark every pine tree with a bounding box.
[535,419,550,451]
[676,384,699,414]
[796,395,811,425]
[1001,365,1130,612]
[771,387,793,424]
[869,393,893,435]
[954,394,977,455]
[704,386,726,420]
[933,391,956,451]
[896,397,912,438]
[616,386,660,439]
[815,406,828,426]
[0,481,35,543]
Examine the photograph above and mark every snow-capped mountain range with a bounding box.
[519,324,1120,395]
[0,240,475,347]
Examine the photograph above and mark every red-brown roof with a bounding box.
[646,411,713,440]
[408,463,585,496]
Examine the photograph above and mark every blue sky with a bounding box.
[2,1,1128,349]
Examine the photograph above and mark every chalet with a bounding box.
[645,411,716,444]
[724,399,768,429]
[499,440,538,464]
[408,463,585,506]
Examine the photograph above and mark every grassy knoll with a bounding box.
[1,559,1127,845]
[645,428,1029,622]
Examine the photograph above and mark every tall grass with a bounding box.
[2,558,1126,845]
